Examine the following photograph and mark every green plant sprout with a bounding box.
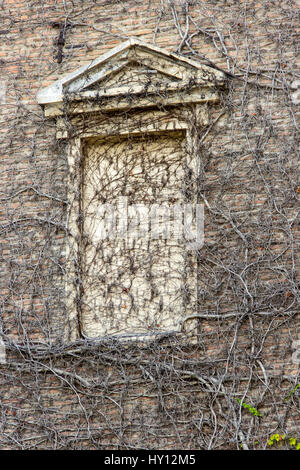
[267,434,300,450]
[234,397,261,417]
[285,383,300,400]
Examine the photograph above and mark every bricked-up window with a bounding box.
[80,131,199,338]
[37,39,224,342]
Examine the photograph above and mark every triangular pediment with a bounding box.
[37,39,225,108]
[83,61,180,94]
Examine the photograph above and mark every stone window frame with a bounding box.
[37,39,224,342]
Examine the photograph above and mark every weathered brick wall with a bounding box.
[0,0,299,450]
